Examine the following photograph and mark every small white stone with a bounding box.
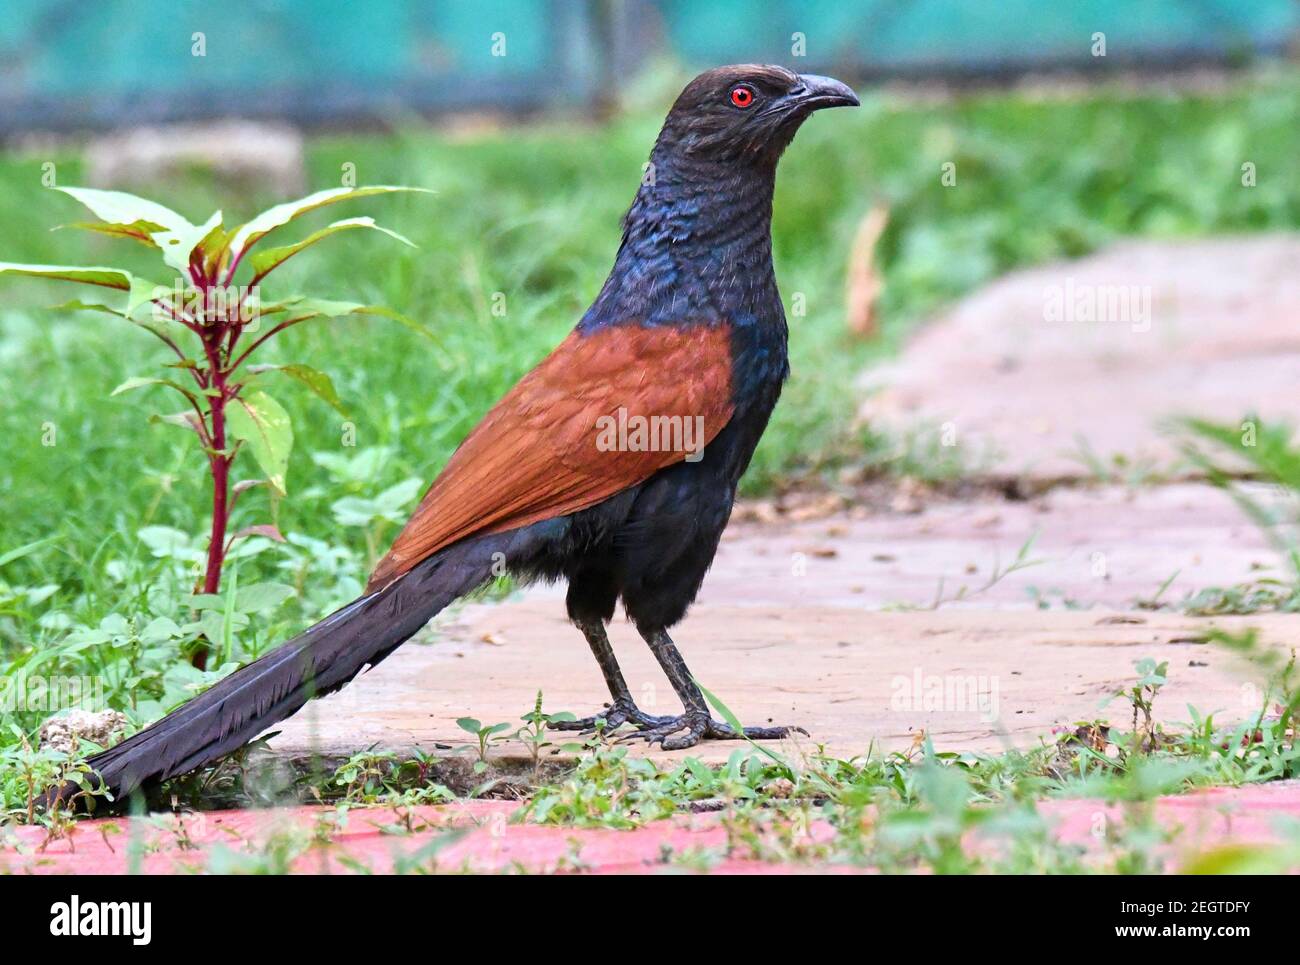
[38,709,128,755]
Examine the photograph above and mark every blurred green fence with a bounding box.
[651,0,1297,72]
[0,0,1294,132]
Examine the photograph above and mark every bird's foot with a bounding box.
[615,712,807,751]
[548,698,675,735]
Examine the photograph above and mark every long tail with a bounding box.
[60,538,500,804]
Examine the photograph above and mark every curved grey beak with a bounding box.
[794,74,860,110]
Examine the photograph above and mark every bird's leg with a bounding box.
[549,619,675,733]
[621,628,806,750]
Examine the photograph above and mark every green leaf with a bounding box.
[390,829,470,874]
[235,582,295,614]
[49,298,130,319]
[139,616,183,643]
[373,478,423,514]
[154,210,223,275]
[696,681,746,735]
[228,523,285,545]
[53,186,194,235]
[126,276,172,315]
[198,609,248,652]
[127,275,169,309]
[194,219,236,280]
[55,219,167,246]
[307,300,435,342]
[0,265,169,329]
[1181,843,1278,875]
[51,186,230,278]
[330,496,382,527]
[239,296,439,350]
[247,363,345,414]
[148,411,204,437]
[183,593,225,612]
[0,536,56,569]
[227,186,431,262]
[248,217,415,279]
[111,376,202,409]
[0,262,133,291]
[331,479,421,527]
[137,526,200,562]
[695,679,788,766]
[226,390,293,494]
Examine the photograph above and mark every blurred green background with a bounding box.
[1,3,1298,710]
[1,0,1295,130]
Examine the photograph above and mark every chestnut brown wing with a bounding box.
[366,323,735,590]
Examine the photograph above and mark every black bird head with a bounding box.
[586,64,858,332]
[656,64,859,165]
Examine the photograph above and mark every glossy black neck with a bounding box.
[578,147,782,332]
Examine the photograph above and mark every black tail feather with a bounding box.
[62,538,499,804]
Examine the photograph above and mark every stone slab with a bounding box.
[260,479,1293,765]
[858,236,1300,482]
[707,483,1283,611]
[269,606,1297,764]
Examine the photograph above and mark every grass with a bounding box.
[3,69,1300,850]
[10,648,1298,873]
[1128,414,1300,616]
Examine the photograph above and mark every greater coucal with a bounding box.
[71,65,859,801]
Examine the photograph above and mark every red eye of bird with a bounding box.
[730,85,755,109]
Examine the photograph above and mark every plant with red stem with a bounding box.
[1,185,430,667]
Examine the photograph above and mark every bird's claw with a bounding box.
[548,699,675,735]
[613,712,806,750]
